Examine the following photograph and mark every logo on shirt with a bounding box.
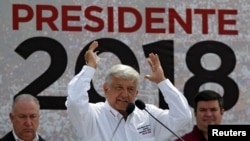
[137,124,152,135]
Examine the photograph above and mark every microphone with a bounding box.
[110,103,135,141]
[135,99,185,141]
[126,102,135,115]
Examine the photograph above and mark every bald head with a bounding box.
[12,94,40,112]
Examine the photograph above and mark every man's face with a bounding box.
[103,76,138,115]
[195,100,224,132]
[10,100,40,141]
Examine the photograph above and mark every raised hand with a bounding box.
[84,41,99,68]
[145,53,166,83]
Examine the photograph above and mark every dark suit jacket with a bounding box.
[0,131,46,141]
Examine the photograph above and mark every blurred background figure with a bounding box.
[0,94,46,141]
[175,90,224,141]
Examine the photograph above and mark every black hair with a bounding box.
[194,90,223,112]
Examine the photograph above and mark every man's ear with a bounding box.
[103,83,109,94]
[194,110,197,118]
[221,108,225,115]
[135,90,139,97]
[9,113,14,121]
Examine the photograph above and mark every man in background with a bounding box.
[175,90,224,141]
[0,94,46,141]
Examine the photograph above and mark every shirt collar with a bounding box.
[12,130,39,141]
[193,125,207,141]
[105,100,123,119]
[104,100,136,121]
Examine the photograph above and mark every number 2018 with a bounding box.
[14,37,239,111]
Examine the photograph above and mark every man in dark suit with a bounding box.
[0,94,46,141]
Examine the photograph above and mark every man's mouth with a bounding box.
[118,100,129,103]
[23,129,34,132]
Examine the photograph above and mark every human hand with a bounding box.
[145,53,166,83]
[84,41,99,68]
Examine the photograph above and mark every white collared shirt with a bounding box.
[12,130,39,141]
[66,65,191,141]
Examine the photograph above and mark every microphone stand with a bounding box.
[144,108,185,141]
[109,117,123,141]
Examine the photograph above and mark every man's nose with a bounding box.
[24,117,32,126]
[121,89,129,96]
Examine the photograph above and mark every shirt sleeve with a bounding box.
[65,65,95,136]
[152,79,192,134]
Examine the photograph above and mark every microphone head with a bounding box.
[135,99,146,110]
[126,103,135,115]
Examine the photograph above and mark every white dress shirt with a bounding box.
[12,130,39,141]
[66,65,191,141]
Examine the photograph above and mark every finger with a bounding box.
[147,58,153,68]
[155,54,160,62]
[149,53,157,63]
[88,41,99,51]
[148,53,157,67]
[151,53,160,66]
[145,74,151,80]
